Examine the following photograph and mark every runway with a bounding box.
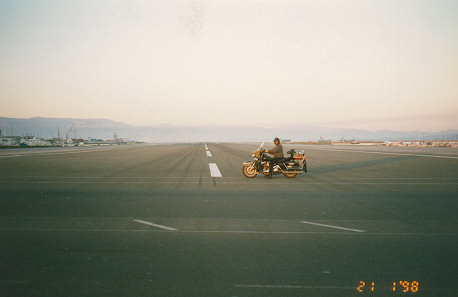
[0,143,457,296]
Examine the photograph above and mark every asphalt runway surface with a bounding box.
[1,143,457,297]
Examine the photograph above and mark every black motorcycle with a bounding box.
[242,147,307,178]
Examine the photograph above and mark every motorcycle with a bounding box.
[242,146,307,178]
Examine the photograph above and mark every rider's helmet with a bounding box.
[274,137,280,143]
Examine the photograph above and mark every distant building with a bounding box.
[85,138,110,146]
[318,136,331,143]
[21,136,52,146]
[0,136,21,146]
[72,139,85,146]
[384,140,458,148]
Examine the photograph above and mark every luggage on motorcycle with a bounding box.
[293,152,305,161]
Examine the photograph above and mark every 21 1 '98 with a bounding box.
[357,280,419,293]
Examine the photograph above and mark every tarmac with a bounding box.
[0,143,457,297]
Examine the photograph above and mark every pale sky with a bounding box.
[1,0,457,131]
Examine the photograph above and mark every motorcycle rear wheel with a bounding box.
[242,163,258,178]
[283,173,297,178]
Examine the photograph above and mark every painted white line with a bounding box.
[204,144,208,150]
[206,150,212,157]
[180,230,446,235]
[304,147,458,159]
[5,176,457,180]
[300,220,365,233]
[306,177,458,180]
[0,228,455,235]
[1,181,455,185]
[132,219,177,231]
[209,163,222,177]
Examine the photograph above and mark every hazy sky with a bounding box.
[1,0,457,131]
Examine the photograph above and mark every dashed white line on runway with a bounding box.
[132,219,177,231]
[206,151,212,157]
[209,163,222,177]
[300,220,365,232]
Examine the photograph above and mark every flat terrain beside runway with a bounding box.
[1,143,457,297]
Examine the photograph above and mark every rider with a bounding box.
[265,137,284,178]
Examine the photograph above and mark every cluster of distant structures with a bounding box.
[0,130,143,148]
[382,140,458,148]
[326,140,458,147]
[292,137,458,148]
[1,129,457,148]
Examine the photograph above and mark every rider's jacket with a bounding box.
[270,144,284,158]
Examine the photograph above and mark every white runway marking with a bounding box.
[1,181,455,185]
[206,150,212,157]
[209,163,222,177]
[132,219,177,231]
[0,228,455,235]
[4,176,456,180]
[204,144,208,150]
[300,220,365,233]
[304,147,458,159]
[3,176,457,180]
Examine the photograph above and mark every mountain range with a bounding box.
[0,117,456,143]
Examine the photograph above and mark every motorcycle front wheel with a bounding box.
[242,162,258,178]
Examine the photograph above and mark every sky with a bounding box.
[1,0,457,131]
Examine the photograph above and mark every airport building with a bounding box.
[385,140,458,148]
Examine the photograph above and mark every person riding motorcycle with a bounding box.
[264,137,284,178]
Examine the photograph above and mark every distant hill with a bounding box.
[0,117,456,142]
